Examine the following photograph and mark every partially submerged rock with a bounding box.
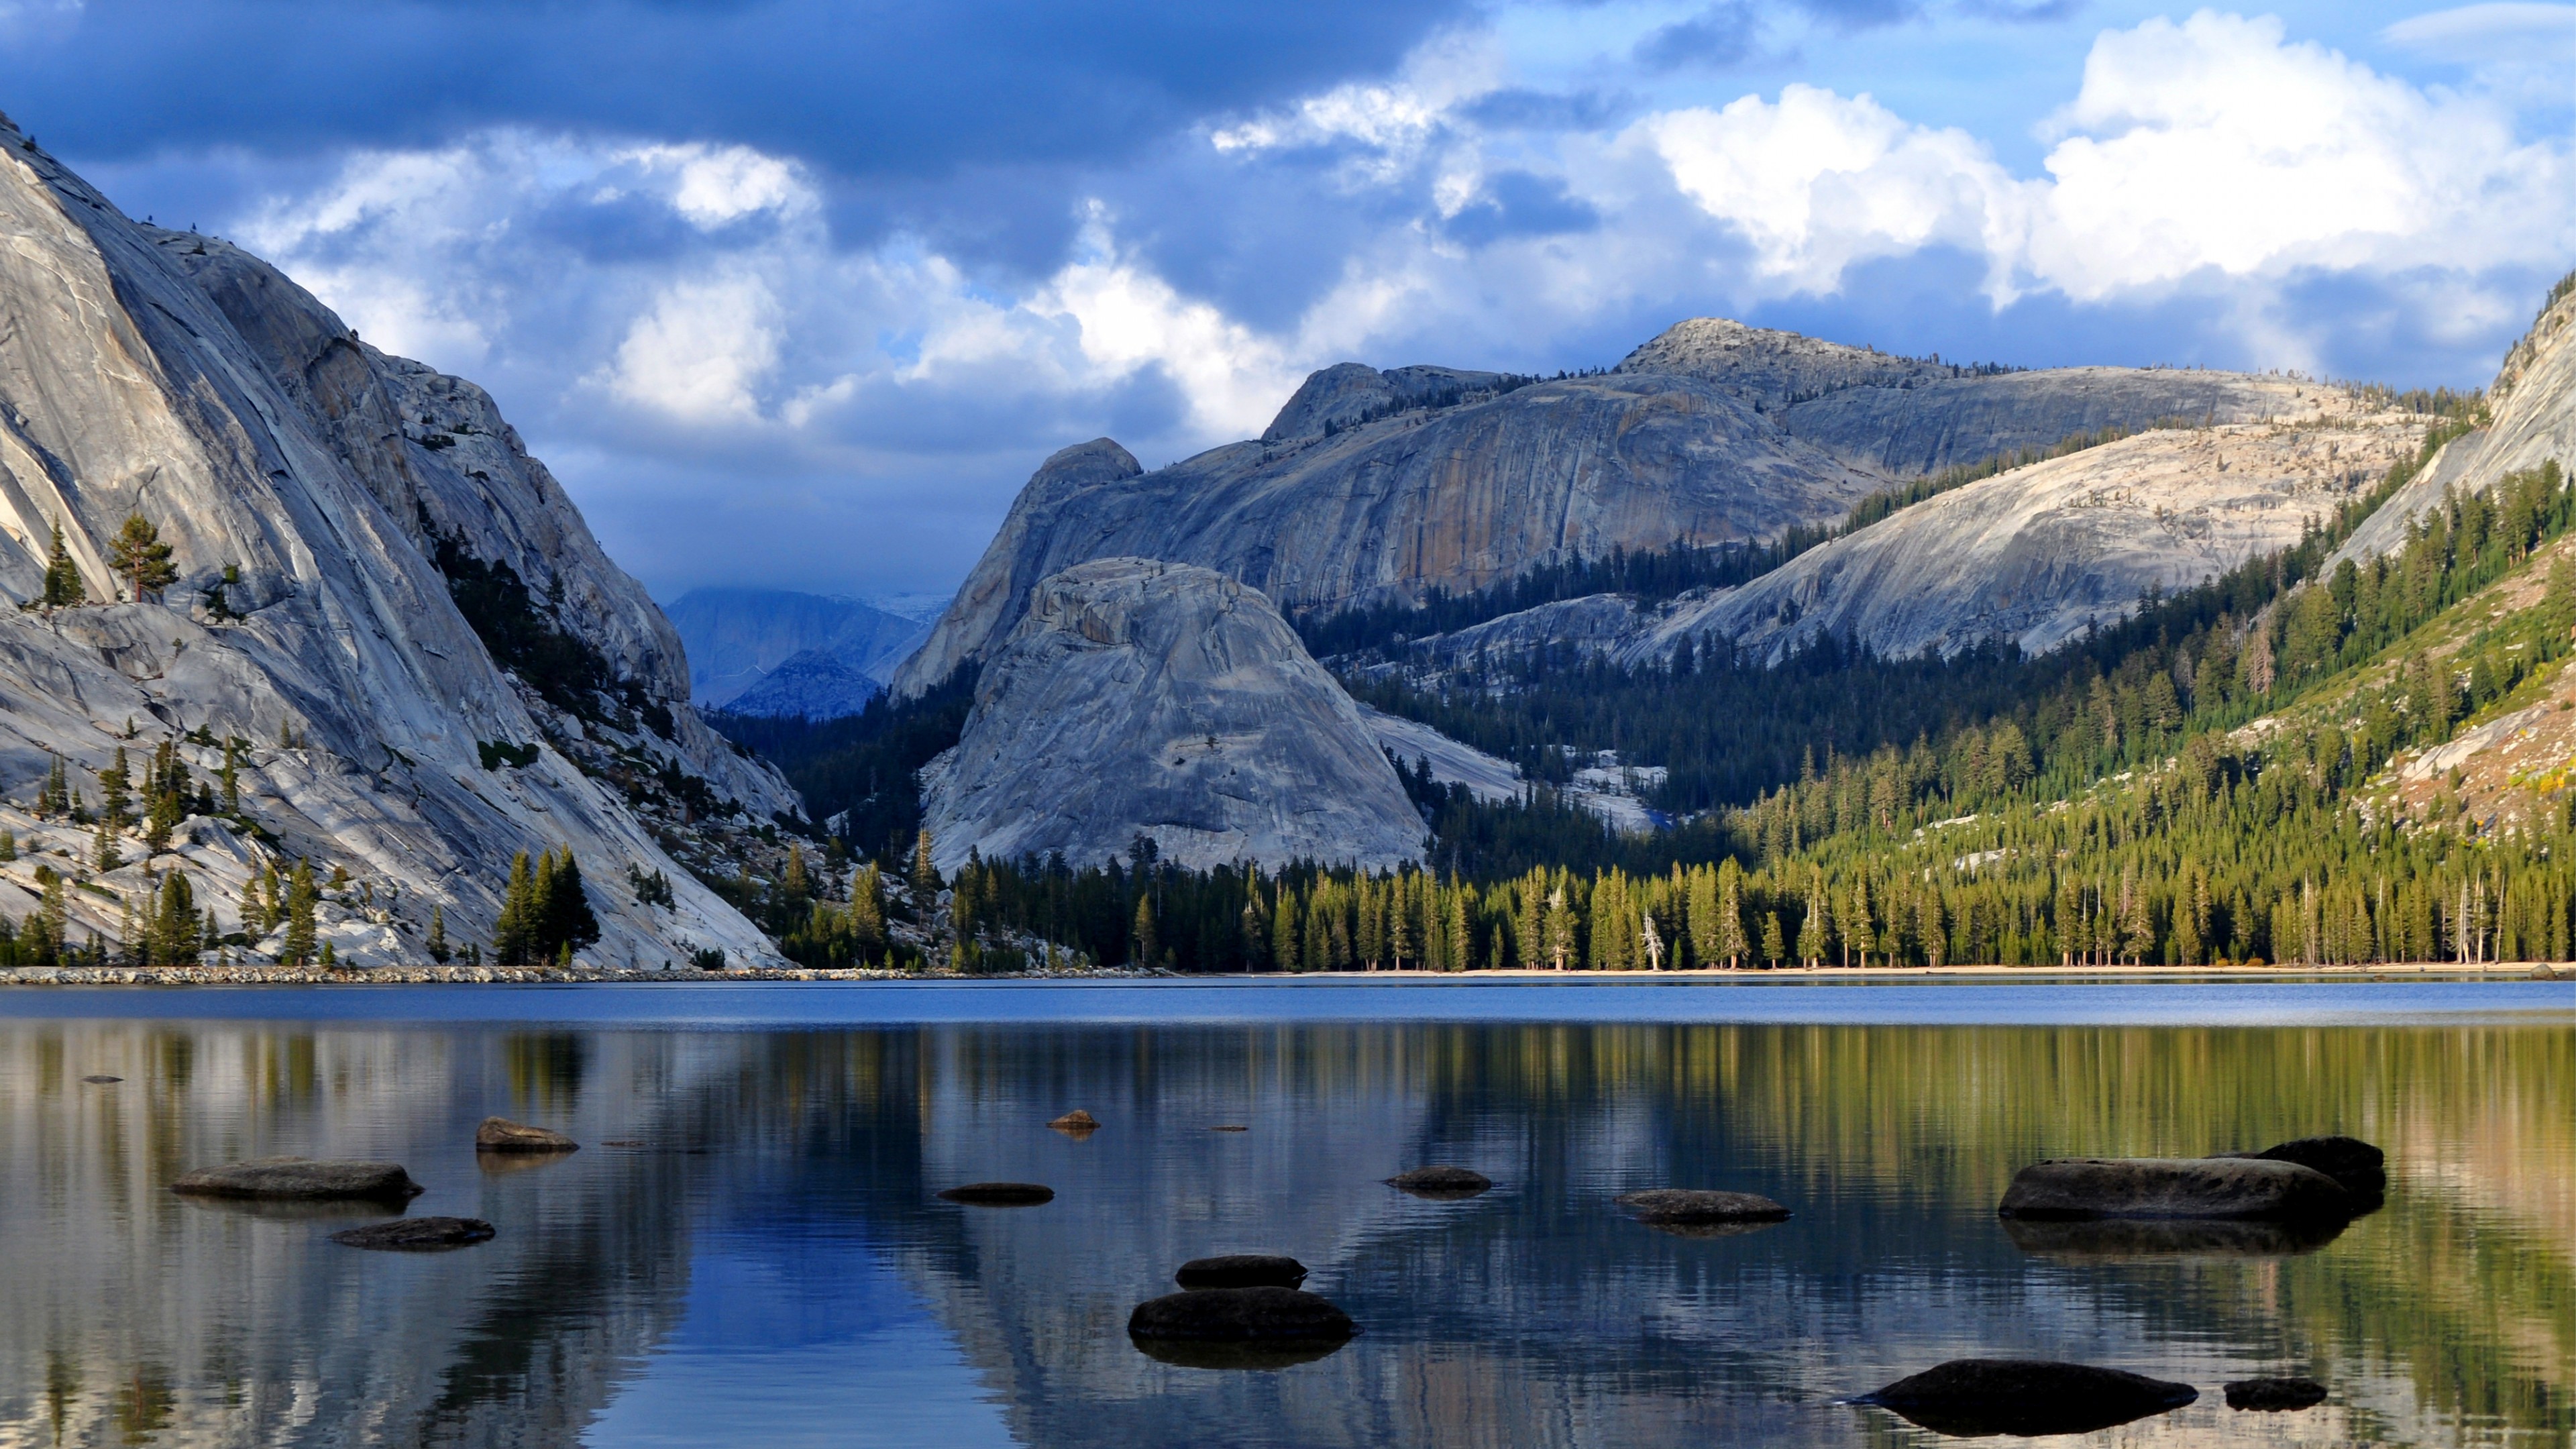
[2226,1377,2328,1412]
[1128,1286,1354,1344]
[1129,1337,1348,1372]
[172,1158,425,1202]
[1047,1110,1100,1136]
[1387,1166,1491,1199]
[80,1074,122,1083]
[2222,1136,2385,1198]
[2003,1214,2349,1260]
[1615,1188,1790,1224]
[1855,1358,2198,1437]
[475,1117,580,1153]
[1176,1254,1308,1291]
[330,1216,496,1251]
[1998,1157,2351,1220]
[937,1182,1055,1206]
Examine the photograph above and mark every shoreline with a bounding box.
[1,962,2560,987]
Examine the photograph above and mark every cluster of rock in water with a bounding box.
[164,1114,580,1250]
[947,1108,2377,1434]
[146,1072,2375,1430]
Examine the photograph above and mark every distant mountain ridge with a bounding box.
[894,319,2310,696]
[666,588,929,716]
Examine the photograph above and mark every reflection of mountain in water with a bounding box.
[0,1019,2564,1448]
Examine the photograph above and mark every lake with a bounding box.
[0,981,2567,1447]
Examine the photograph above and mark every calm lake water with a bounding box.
[0,981,2567,1448]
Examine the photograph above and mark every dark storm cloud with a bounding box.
[0,0,1472,177]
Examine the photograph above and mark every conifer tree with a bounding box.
[108,513,177,602]
[93,815,121,872]
[1131,893,1159,967]
[99,749,131,833]
[219,739,240,814]
[282,862,317,965]
[910,829,941,904]
[494,851,534,965]
[538,850,600,956]
[154,873,198,967]
[427,905,450,964]
[850,863,885,957]
[1270,881,1299,971]
[1716,861,1750,967]
[1760,912,1786,966]
[0,830,13,862]
[40,519,85,608]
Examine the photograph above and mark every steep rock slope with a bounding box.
[0,115,788,967]
[666,588,930,707]
[2336,280,2576,564]
[1633,396,2425,662]
[920,559,1424,873]
[896,321,2309,696]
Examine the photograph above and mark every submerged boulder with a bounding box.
[1047,1110,1101,1136]
[1998,1157,2351,1220]
[1615,1189,1791,1224]
[1176,1254,1308,1290]
[1855,1358,2198,1437]
[172,1158,425,1202]
[2003,1214,2349,1260]
[937,1182,1055,1206]
[1387,1166,1491,1199]
[2221,1136,2385,1198]
[1128,1286,1354,1343]
[330,1216,496,1250]
[2226,1377,2328,1412]
[476,1117,580,1153]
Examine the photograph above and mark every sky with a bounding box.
[3,1,2571,603]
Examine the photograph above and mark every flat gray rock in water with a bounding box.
[1387,1165,1491,1199]
[476,1116,580,1153]
[1856,1358,2198,1437]
[1998,1157,2352,1220]
[172,1158,425,1201]
[330,1216,495,1250]
[1615,1188,1790,1223]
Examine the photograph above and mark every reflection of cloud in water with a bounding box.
[0,1017,2563,1448]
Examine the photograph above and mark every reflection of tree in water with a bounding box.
[0,1018,2563,1448]
[879,1022,2572,1449]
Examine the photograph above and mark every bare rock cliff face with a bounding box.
[0,115,790,967]
[920,559,1424,873]
[896,319,2310,696]
[1635,396,2426,662]
[2335,280,2576,566]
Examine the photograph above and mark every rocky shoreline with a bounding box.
[1,961,2552,987]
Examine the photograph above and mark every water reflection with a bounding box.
[0,1012,2563,1448]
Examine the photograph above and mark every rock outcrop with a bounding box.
[919,560,1424,873]
[476,1117,580,1153]
[0,113,791,969]
[1631,399,2424,663]
[2335,278,2576,564]
[1855,1359,2199,1438]
[1613,1188,1790,1224]
[330,1216,497,1250]
[898,320,2320,696]
[1997,1157,2355,1220]
[170,1159,424,1201]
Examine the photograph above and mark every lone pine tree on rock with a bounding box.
[109,513,178,602]
[38,519,86,608]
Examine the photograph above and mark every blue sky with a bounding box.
[3,0,2570,600]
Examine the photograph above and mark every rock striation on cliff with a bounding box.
[919,559,1424,873]
[0,113,792,968]
[895,321,2315,696]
